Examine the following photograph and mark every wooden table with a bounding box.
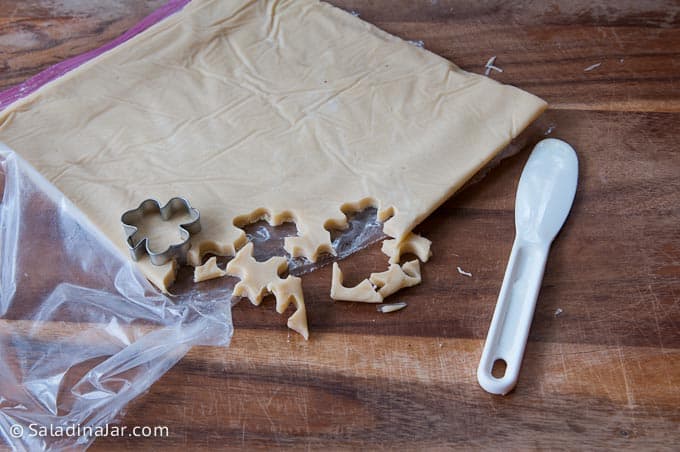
[1,1,679,449]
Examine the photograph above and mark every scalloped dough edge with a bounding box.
[381,233,432,265]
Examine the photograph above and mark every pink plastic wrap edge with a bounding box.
[0,0,192,111]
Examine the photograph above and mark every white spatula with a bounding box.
[477,138,578,395]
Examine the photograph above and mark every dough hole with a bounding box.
[171,256,239,294]
[328,206,387,252]
[233,208,297,229]
[397,251,420,265]
[238,219,298,266]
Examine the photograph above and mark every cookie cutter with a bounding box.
[121,197,201,266]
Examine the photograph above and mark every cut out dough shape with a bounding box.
[193,256,226,283]
[369,260,422,298]
[0,0,546,292]
[225,243,288,305]
[330,263,383,303]
[382,233,432,265]
[268,275,309,340]
[225,242,308,339]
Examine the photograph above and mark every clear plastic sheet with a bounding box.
[0,0,552,446]
[0,122,548,451]
[0,4,387,447]
[0,145,228,450]
[0,97,548,452]
[0,143,387,451]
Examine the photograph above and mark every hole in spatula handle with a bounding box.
[491,359,507,378]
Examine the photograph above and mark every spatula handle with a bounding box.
[477,239,549,395]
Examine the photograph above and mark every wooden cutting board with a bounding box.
[1,0,678,449]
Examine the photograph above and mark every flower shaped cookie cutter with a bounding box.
[121,197,201,266]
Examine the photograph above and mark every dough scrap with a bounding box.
[369,259,422,298]
[330,262,383,303]
[332,235,427,303]
[377,302,408,313]
[382,233,432,264]
[226,242,308,338]
[225,243,288,305]
[193,256,226,283]
[0,0,547,293]
[268,275,309,340]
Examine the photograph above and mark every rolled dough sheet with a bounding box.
[0,0,546,292]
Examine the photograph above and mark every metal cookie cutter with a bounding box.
[121,197,201,266]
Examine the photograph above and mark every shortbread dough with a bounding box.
[382,233,432,264]
[225,242,288,304]
[225,242,308,338]
[330,263,383,303]
[369,260,421,298]
[0,0,546,293]
[268,275,308,340]
[193,256,226,282]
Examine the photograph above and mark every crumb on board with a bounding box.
[544,125,556,135]
[457,266,473,277]
[377,302,408,313]
[484,56,504,76]
[584,62,602,72]
[554,308,563,317]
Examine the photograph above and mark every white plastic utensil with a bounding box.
[477,138,578,395]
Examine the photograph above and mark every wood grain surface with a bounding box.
[1,0,679,450]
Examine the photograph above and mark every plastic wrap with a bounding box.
[0,141,386,451]
[0,146,228,450]
[0,114,545,450]
[0,1,550,448]
[0,3,390,448]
